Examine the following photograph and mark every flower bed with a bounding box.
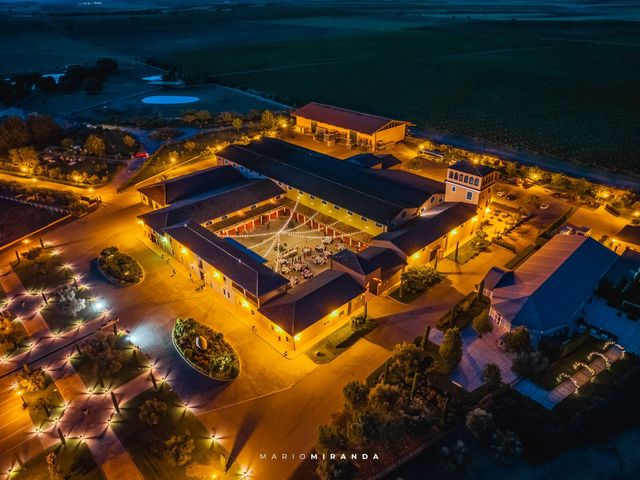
[97,246,143,285]
[172,318,239,381]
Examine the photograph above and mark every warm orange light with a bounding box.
[213,271,221,279]
[472,216,478,223]
[181,247,188,255]
[451,228,458,235]
[330,310,339,318]
[412,252,420,260]
[294,334,301,341]
[485,207,491,214]
[241,300,250,309]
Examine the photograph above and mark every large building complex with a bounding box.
[138,137,496,353]
[291,102,411,151]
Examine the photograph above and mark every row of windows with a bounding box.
[450,185,475,201]
[449,170,480,187]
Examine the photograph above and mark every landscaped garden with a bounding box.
[390,265,442,303]
[172,318,239,380]
[39,284,95,333]
[71,332,150,391]
[0,198,65,247]
[445,235,490,265]
[97,246,143,285]
[437,292,489,332]
[12,247,70,292]
[0,179,89,216]
[16,365,65,430]
[307,314,376,364]
[0,311,29,358]
[9,439,104,480]
[111,387,239,480]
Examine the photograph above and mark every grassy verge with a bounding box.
[111,387,241,480]
[389,286,423,304]
[307,318,377,364]
[71,335,150,391]
[12,249,69,292]
[9,439,104,480]
[445,237,489,265]
[437,292,488,332]
[533,336,605,391]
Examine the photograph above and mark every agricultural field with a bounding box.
[162,20,640,173]
[0,199,64,247]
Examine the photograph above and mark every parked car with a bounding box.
[506,193,517,201]
[496,190,506,197]
[538,203,550,210]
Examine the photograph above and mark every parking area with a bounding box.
[230,216,351,287]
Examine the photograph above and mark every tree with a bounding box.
[317,424,348,454]
[95,58,118,75]
[27,115,61,145]
[368,383,402,414]
[139,398,168,426]
[511,350,549,377]
[502,327,531,353]
[194,110,211,122]
[490,429,523,462]
[18,364,48,392]
[389,342,430,383]
[400,266,442,296]
[439,327,463,367]
[466,408,496,440]
[122,135,136,148]
[82,77,103,95]
[260,110,275,130]
[232,117,243,132]
[35,76,57,93]
[0,117,32,152]
[183,140,196,153]
[343,380,369,412]
[164,430,195,466]
[482,363,502,388]
[472,310,492,336]
[61,137,74,150]
[351,410,384,445]
[9,146,39,174]
[316,458,357,480]
[0,315,19,350]
[82,333,123,385]
[56,286,86,315]
[84,134,105,156]
[407,157,422,170]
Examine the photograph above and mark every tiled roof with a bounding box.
[138,166,245,206]
[138,179,283,233]
[358,246,406,279]
[372,202,476,256]
[449,160,496,177]
[258,270,364,335]
[163,221,288,298]
[486,235,618,333]
[217,139,440,225]
[291,102,409,135]
[332,249,379,276]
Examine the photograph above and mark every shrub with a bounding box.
[98,246,143,284]
[511,350,549,377]
[465,408,496,440]
[343,380,369,412]
[439,327,463,368]
[164,431,195,466]
[482,363,502,388]
[173,318,239,380]
[472,310,492,336]
[503,327,531,353]
[139,398,168,427]
[401,265,443,296]
[18,365,48,392]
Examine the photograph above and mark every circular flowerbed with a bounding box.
[172,318,239,381]
[97,246,143,285]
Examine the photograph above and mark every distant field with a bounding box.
[1,3,639,173]
[162,21,640,172]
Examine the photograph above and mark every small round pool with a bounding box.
[141,96,200,105]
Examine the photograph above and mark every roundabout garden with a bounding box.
[172,318,239,381]
[97,246,143,285]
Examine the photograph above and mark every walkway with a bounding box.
[0,264,144,480]
[514,344,624,409]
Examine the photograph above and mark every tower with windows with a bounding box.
[444,161,498,216]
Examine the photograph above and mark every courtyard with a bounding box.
[223,215,353,288]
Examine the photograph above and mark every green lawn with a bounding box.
[71,336,151,391]
[111,388,241,480]
[306,318,377,364]
[22,379,66,430]
[12,249,70,292]
[533,336,606,391]
[9,439,104,480]
[0,319,29,359]
[39,288,97,334]
[445,237,490,265]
